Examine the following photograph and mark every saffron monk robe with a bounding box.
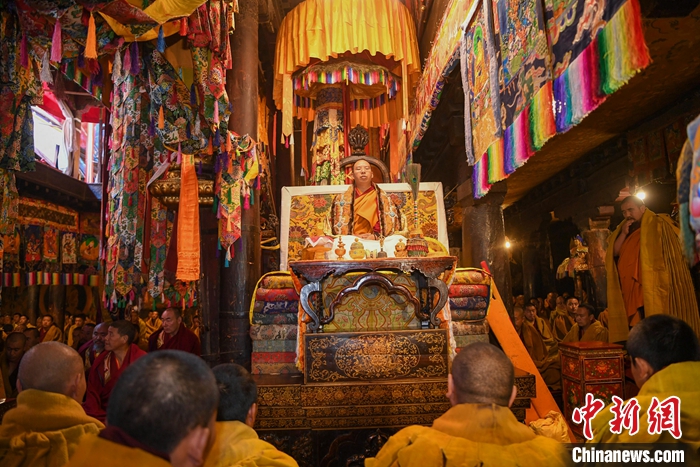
[516,307,561,392]
[549,296,577,342]
[0,342,103,467]
[148,307,201,356]
[607,196,700,342]
[83,321,146,423]
[67,351,219,467]
[39,314,63,342]
[590,315,700,457]
[331,158,401,239]
[204,364,299,467]
[144,310,163,340]
[561,304,608,344]
[365,343,570,467]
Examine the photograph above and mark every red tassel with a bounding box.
[179,18,188,36]
[51,19,63,62]
[214,100,219,124]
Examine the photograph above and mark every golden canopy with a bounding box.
[273,0,421,137]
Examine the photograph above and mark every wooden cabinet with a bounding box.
[560,341,626,438]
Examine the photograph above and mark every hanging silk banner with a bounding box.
[473,0,556,197]
[460,0,501,166]
[545,0,651,133]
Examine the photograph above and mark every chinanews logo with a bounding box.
[572,393,682,441]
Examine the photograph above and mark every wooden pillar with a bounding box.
[460,181,513,317]
[522,246,538,301]
[221,0,259,369]
[582,223,611,309]
[199,209,220,366]
[27,285,39,324]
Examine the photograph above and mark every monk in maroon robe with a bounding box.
[84,320,146,422]
[148,307,201,356]
[78,323,108,378]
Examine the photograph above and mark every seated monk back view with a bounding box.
[67,350,219,467]
[365,343,570,467]
[332,158,401,239]
[204,363,298,467]
[0,342,103,467]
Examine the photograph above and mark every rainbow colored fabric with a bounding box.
[468,0,650,197]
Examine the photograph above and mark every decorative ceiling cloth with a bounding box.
[292,60,403,128]
[273,0,421,137]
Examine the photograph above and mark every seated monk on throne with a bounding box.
[331,158,401,239]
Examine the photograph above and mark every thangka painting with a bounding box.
[461,0,501,164]
[24,225,43,263]
[79,235,100,266]
[43,226,59,263]
[62,233,78,265]
[279,183,448,271]
[492,0,552,128]
[3,228,20,256]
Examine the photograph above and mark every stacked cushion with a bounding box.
[449,269,492,350]
[249,274,301,375]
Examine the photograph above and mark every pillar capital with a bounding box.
[458,180,507,207]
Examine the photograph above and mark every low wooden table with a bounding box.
[289,256,457,331]
[560,341,626,438]
[254,368,536,467]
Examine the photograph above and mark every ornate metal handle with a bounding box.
[427,277,448,328]
[299,282,322,332]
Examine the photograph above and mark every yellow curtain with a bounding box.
[273,0,421,136]
[99,0,207,42]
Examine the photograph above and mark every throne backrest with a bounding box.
[279,182,448,270]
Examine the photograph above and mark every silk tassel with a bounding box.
[51,19,63,62]
[85,13,98,59]
[157,25,166,53]
[158,105,165,129]
[179,18,188,36]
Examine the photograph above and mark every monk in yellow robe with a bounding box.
[591,315,700,454]
[0,342,103,467]
[366,343,570,467]
[332,159,400,239]
[562,304,608,343]
[204,364,298,467]
[607,197,700,342]
[144,310,163,341]
[39,315,63,343]
[518,306,561,391]
[549,296,577,342]
[67,351,219,467]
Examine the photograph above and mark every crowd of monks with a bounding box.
[514,294,609,393]
[0,312,697,466]
[0,181,699,465]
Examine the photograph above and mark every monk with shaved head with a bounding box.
[0,342,103,465]
[78,322,108,378]
[367,343,570,467]
[1,332,26,398]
